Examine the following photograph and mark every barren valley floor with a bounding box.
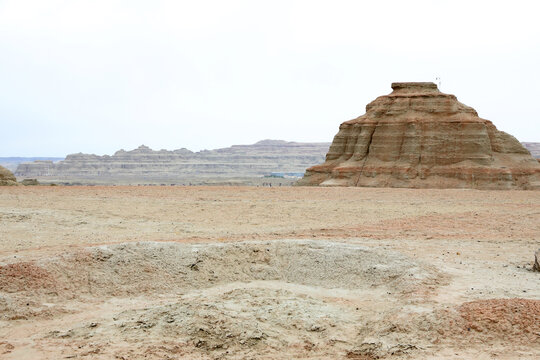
[0,186,539,359]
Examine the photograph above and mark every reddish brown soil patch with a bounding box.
[457,298,540,343]
[350,211,539,241]
[0,262,56,292]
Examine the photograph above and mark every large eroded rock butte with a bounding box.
[298,82,540,189]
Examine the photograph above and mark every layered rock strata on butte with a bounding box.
[0,165,18,186]
[299,82,540,189]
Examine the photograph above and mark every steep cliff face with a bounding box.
[298,82,540,189]
[0,165,18,186]
[15,141,329,183]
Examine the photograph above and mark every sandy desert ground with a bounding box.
[0,186,539,359]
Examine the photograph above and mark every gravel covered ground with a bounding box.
[0,186,539,359]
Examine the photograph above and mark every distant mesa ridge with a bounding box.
[14,140,330,182]
[522,142,540,159]
[298,82,540,189]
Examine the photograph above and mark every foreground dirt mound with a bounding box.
[2,239,538,359]
[299,82,540,189]
[0,165,18,186]
[58,287,360,359]
[0,240,446,358]
[2,240,441,301]
[349,298,540,358]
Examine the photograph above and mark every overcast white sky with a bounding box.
[1,0,539,156]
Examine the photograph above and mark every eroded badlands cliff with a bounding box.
[298,82,540,189]
[15,140,329,185]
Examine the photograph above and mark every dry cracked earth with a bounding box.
[0,186,539,359]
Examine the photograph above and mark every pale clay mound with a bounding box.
[1,240,448,359]
[1,240,441,318]
[299,82,540,189]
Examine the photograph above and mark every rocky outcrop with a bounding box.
[15,140,329,184]
[20,179,40,186]
[0,165,18,186]
[298,82,540,189]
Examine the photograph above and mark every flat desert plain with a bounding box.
[0,186,539,359]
